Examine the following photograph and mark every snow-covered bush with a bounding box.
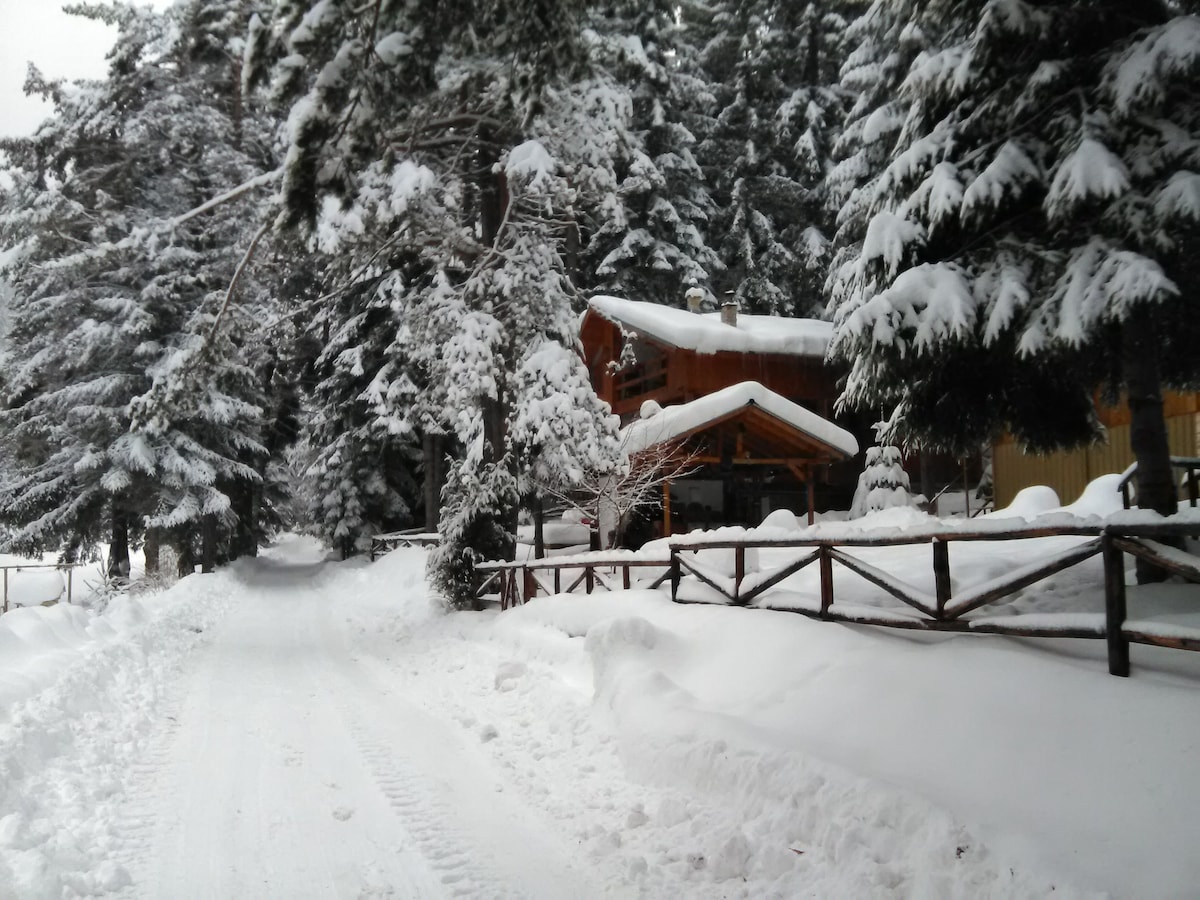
[850,446,914,518]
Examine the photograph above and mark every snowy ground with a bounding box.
[0,532,1197,898]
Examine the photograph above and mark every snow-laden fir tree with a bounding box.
[0,0,281,573]
[850,445,913,518]
[584,0,723,305]
[258,0,624,603]
[828,0,1200,528]
[698,1,855,316]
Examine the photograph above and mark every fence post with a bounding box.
[67,568,73,605]
[670,551,681,602]
[1102,533,1130,677]
[554,567,561,594]
[523,566,536,603]
[585,565,594,594]
[819,546,833,617]
[933,539,952,618]
[3,568,7,613]
[734,545,745,605]
[1189,467,1198,508]
[622,565,631,590]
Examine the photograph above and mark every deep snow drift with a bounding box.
[0,534,1197,897]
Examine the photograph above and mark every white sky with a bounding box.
[0,0,171,138]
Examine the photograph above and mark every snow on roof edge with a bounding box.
[623,381,859,458]
[588,295,832,358]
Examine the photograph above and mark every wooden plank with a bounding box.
[1124,629,1200,652]
[734,546,746,606]
[942,538,1103,619]
[1113,537,1200,584]
[676,555,736,602]
[563,570,587,594]
[819,547,833,617]
[737,550,821,605]
[622,565,631,590]
[933,540,951,617]
[828,549,937,618]
[1104,534,1130,677]
[670,553,681,600]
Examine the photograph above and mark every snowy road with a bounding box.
[121,546,597,899]
[4,534,1196,898]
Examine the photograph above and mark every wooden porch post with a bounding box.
[806,476,816,526]
[663,479,672,537]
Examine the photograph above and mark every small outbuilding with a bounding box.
[623,381,858,535]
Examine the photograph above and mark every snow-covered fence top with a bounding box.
[1,562,82,614]
[477,549,672,610]
[665,519,1200,677]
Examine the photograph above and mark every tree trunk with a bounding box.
[201,514,217,574]
[108,504,130,579]
[144,527,162,577]
[423,432,443,533]
[533,494,545,559]
[1123,307,1178,581]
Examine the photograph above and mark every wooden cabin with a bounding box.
[580,295,840,422]
[580,295,864,538]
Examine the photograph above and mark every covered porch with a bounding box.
[623,382,858,538]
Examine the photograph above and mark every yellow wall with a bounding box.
[995,410,1199,506]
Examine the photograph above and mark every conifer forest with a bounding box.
[1,0,1198,606]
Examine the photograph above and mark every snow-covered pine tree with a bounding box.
[584,0,723,305]
[0,0,281,573]
[699,1,854,316]
[828,1,1200,526]
[850,445,913,518]
[260,0,623,604]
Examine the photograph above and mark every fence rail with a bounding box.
[665,523,1200,677]
[477,521,1200,677]
[1,563,81,614]
[476,554,672,610]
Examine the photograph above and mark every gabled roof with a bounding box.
[622,381,859,459]
[587,295,832,358]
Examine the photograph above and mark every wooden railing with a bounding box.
[1118,457,1200,509]
[1,563,80,614]
[666,522,1200,676]
[370,529,441,560]
[476,553,672,610]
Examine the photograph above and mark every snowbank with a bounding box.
[0,571,235,896]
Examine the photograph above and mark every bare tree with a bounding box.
[541,430,700,550]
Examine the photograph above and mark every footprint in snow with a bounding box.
[332,807,355,821]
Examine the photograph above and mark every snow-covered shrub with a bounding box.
[850,446,914,518]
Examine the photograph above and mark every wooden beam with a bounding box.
[829,548,938,618]
[663,478,672,537]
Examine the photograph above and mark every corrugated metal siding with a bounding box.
[995,410,1199,507]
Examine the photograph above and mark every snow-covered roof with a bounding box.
[623,381,858,458]
[588,295,832,357]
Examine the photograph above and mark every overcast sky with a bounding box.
[0,0,171,138]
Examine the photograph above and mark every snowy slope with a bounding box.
[1,536,1197,897]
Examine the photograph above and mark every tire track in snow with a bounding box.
[313,590,602,899]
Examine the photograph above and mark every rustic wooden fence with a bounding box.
[1118,457,1200,509]
[666,522,1200,677]
[370,529,441,560]
[476,522,1200,677]
[476,554,672,611]
[1,563,80,614]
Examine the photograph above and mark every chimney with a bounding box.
[721,298,738,327]
[685,286,704,313]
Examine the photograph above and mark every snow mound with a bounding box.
[987,485,1061,520]
[760,509,803,531]
[1055,473,1124,518]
